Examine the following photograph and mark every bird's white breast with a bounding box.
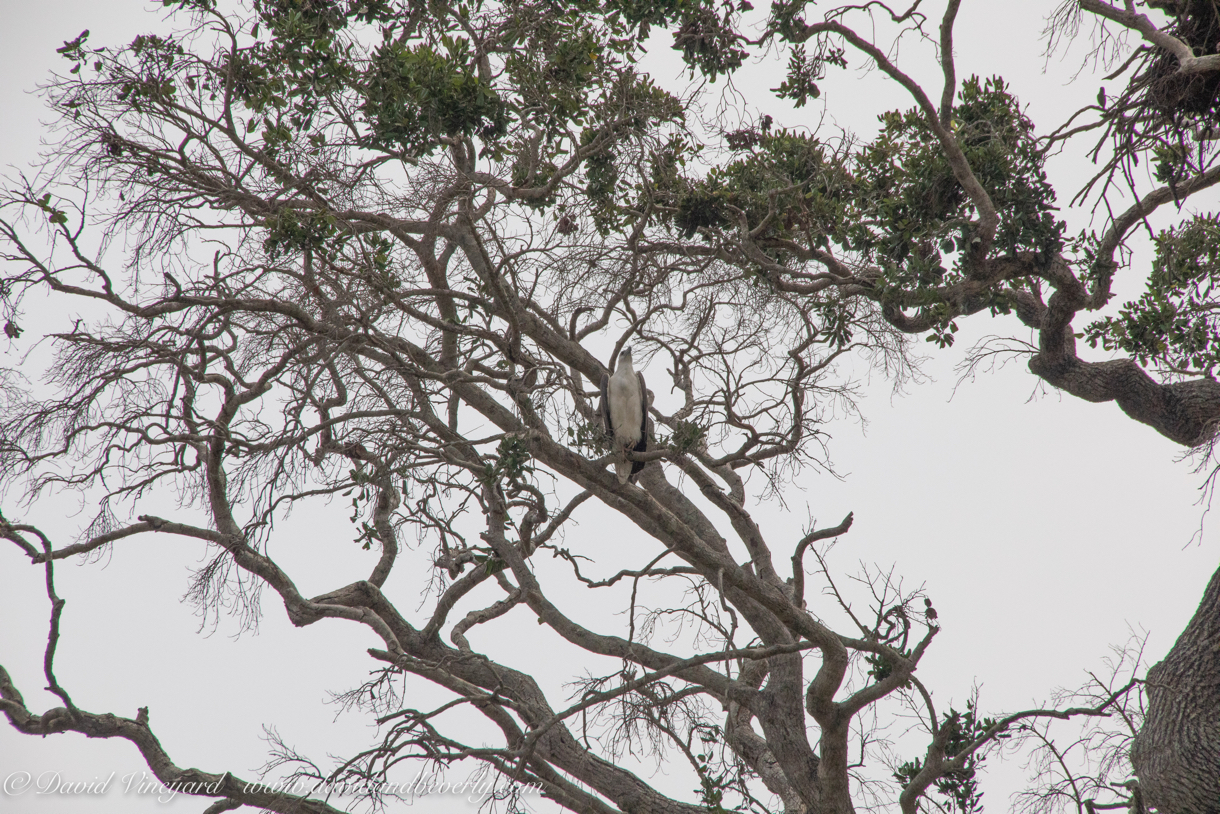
[608,370,642,445]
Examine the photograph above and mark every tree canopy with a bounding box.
[2,1,1219,813]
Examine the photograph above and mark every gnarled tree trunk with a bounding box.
[1132,563,1220,814]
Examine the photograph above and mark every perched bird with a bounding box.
[924,597,938,623]
[599,346,648,484]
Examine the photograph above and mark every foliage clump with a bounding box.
[362,36,508,157]
[853,77,1063,272]
[1087,213,1220,376]
[670,127,854,245]
[894,701,1003,814]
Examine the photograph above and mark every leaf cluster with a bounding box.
[671,4,749,80]
[363,35,508,157]
[854,77,1063,273]
[1087,213,1220,375]
[773,41,847,108]
[894,701,1002,814]
[670,129,854,245]
[482,435,535,487]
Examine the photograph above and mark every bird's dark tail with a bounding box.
[629,437,646,479]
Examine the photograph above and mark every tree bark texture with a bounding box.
[1027,356,1220,448]
[1131,563,1220,814]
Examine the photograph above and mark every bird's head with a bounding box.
[618,346,633,362]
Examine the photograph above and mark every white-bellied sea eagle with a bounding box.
[599,346,647,484]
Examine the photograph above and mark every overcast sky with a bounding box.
[1,2,1216,812]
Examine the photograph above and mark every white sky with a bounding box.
[0,1,1216,812]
